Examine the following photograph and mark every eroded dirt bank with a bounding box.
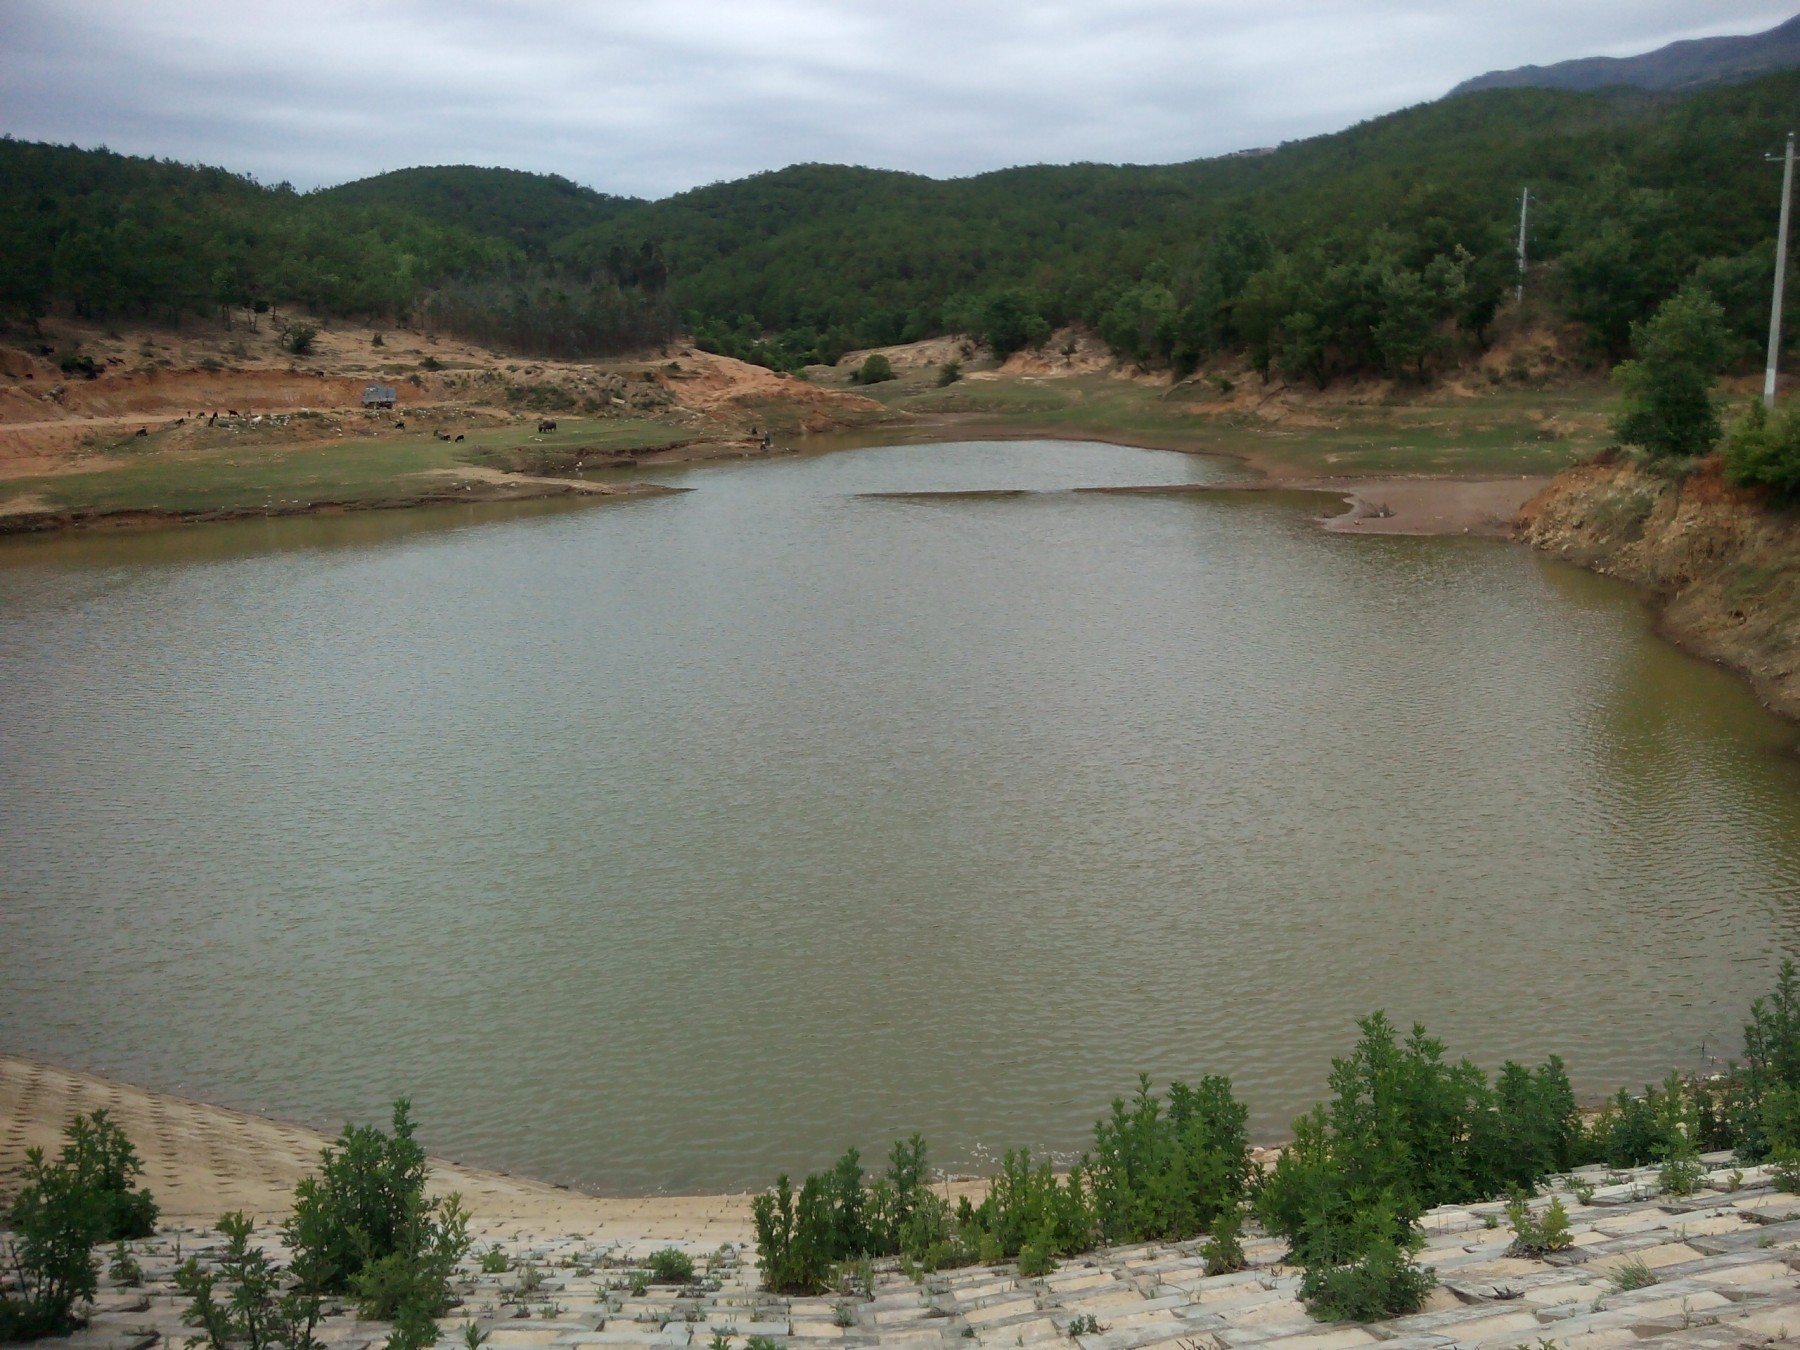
[1517,458,1800,719]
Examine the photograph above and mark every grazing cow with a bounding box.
[393,420,405,430]
[433,430,450,441]
[454,434,464,442]
[537,419,557,433]
[227,409,239,416]
[134,427,147,437]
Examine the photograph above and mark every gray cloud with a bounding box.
[1,1,1790,198]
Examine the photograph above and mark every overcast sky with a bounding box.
[1,2,1791,200]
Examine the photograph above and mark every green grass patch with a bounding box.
[9,418,689,515]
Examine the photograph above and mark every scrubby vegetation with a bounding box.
[1723,397,1800,496]
[175,1211,323,1350]
[750,960,1800,1323]
[7,966,1800,1338]
[0,1110,159,1339]
[281,1099,471,1347]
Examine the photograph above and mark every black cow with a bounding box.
[537,419,557,433]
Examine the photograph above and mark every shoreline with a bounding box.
[0,407,1551,540]
[0,1051,762,1242]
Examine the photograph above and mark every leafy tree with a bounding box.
[1612,286,1730,458]
[976,288,1051,357]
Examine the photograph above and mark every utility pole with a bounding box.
[1765,133,1796,409]
[1515,188,1531,305]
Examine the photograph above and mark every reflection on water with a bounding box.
[0,439,1796,1194]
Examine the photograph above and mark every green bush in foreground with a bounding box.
[1297,1228,1436,1323]
[647,1247,695,1284]
[281,1099,471,1345]
[1507,1195,1573,1256]
[175,1211,322,1350]
[0,1109,161,1340]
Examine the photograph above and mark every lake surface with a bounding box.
[2,438,1798,1194]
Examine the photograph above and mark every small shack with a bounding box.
[362,383,398,409]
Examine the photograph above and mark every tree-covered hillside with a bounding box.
[321,165,642,255]
[2,69,1794,383]
[0,141,675,358]
[557,73,1797,377]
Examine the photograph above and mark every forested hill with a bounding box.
[0,141,677,358]
[320,165,642,254]
[1449,13,1800,97]
[554,72,1797,378]
[2,68,1796,383]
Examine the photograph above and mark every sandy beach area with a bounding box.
[0,1053,757,1244]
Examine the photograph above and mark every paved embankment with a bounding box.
[56,1155,1800,1350]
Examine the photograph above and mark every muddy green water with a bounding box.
[2,439,1798,1194]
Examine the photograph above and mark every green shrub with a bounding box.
[1723,400,1800,497]
[647,1247,695,1284]
[853,354,894,385]
[1738,960,1800,1159]
[1297,1229,1436,1323]
[57,1108,158,1241]
[1200,1207,1247,1276]
[1,1109,159,1339]
[1087,1073,1251,1245]
[478,1247,509,1274]
[1066,1314,1102,1337]
[1769,1145,1800,1192]
[109,1242,143,1287]
[282,1099,470,1340]
[283,322,319,356]
[1016,1230,1056,1277]
[351,1209,471,1320]
[1,1152,101,1339]
[1507,1195,1573,1256]
[1659,1143,1705,1198]
[936,360,961,386]
[752,1173,837,1293]
[967,1148,1094,1260]
[175,1211,322,1350]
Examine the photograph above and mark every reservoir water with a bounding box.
[2,438,1797,1193]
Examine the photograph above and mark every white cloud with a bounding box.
[1,0,1791,197]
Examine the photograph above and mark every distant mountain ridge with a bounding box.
[1448,12,1800,96]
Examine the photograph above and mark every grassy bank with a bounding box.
[0,417,690,520]
[828,364,1614,478]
